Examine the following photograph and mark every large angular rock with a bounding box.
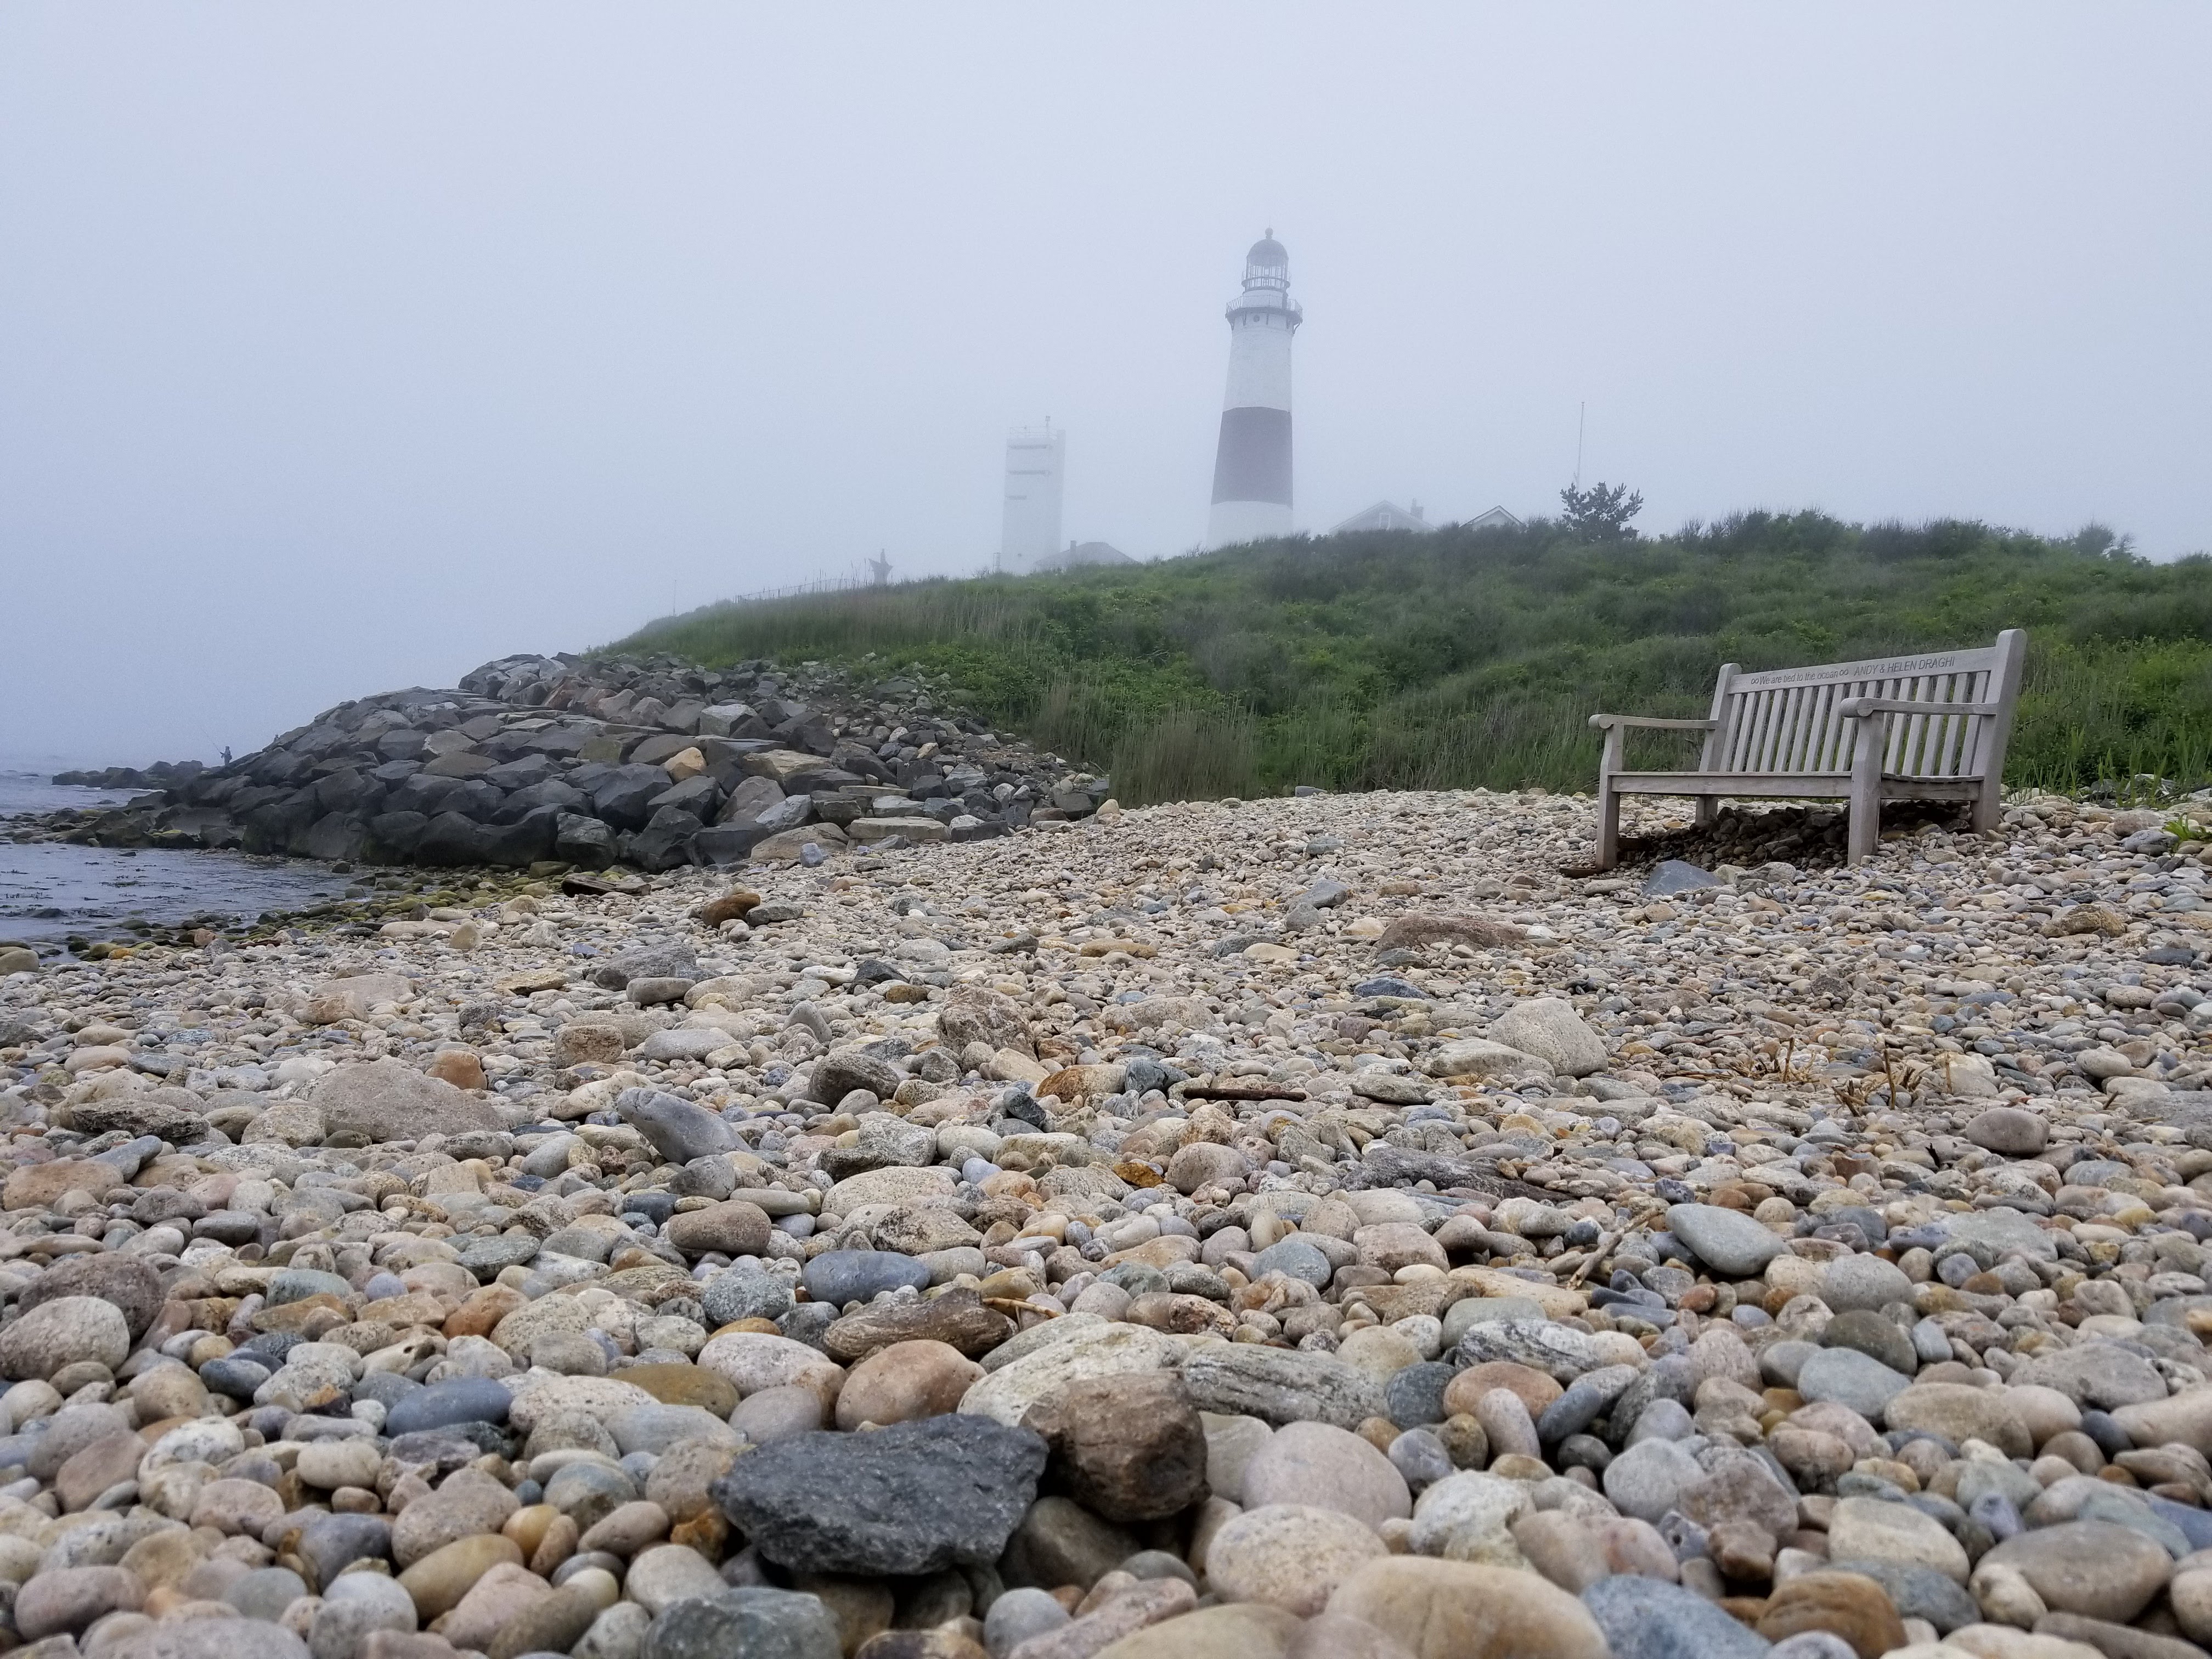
[304,973,414,1024]
[63,1087,209,1144]
[958,1323,1180,1426]
[1489,998,1607,1077]
[710,1413,1045,1575]
[18,1255,165,1343]
[311,1058,501,1142]
[1021,1371,1210,1522]
[936,984,1032,1058]
[1422,1039,1554,1082]
[808,1047,904,1105]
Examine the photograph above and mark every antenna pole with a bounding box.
[1574,402,1586,492]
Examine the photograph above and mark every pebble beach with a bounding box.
[0,783,2209,1659]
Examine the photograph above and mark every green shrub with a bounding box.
[609,515,2212,805]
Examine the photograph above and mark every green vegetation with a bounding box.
[612,513,2212,806]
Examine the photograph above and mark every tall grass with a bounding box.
[610,518,2212,803]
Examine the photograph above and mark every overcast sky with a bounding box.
[4,5,2207,766]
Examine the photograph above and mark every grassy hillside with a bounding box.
[613,513,2212,806]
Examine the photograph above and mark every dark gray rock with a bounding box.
[808,1047,903,1105]
[1582,1575,1771,1659]
[710,1414,1046,1575]
[800,1250,931,1307]
[1248,1238,1334,1288]
[383,1376,512,1437]
[454,1234,541,1279]
[616,1088,742,1163]
[1384,1361,1457,1428]
[295,1512,393,1586]
[554,814,616,867]
[594,939,702,991]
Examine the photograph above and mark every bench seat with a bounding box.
[1589,629,2025,867]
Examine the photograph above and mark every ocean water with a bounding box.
[0,771,354,955]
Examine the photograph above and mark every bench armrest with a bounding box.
[1834,698,2004,719]
[1588,714,1720,731]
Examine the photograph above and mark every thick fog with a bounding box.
[3,5,2206,766]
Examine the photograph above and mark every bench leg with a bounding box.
[1596,783,1621,870]
[1848,719,1883,865]
[1971,773,2002,835]
[1695,795,1719,828]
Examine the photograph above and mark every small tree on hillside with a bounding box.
[1560,481,1644,541]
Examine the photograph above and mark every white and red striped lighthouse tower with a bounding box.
[1205,233,1302,548]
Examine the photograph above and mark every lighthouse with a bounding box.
[1205,233,1302,548]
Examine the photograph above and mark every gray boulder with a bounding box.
[616,1088,742,1164]
[809,1047,904,1105]
[311,1058,502,1142]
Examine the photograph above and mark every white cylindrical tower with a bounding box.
[998,422,1065,573]
[1206,233,1301,549]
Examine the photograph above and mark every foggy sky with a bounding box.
[4,5,2208,766]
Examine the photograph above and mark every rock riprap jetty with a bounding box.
[23,654,1107,873]
[0,785,2208,1659]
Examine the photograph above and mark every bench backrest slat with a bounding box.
[1697,633,2023,781]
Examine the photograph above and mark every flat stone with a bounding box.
[1179,1344,1390,1430]
[390,1468,521,1567]
[1328,1556,1611,1659]
[1796,1346,1912,1419]
[2015,1342,2171,1410]
[614,1087,742,1163]
[385,1376,514,1436]
[1979,1519,2174,1622]
[1825,1495,1969,1583]
[1602,1437,1703,1523]
[801,1249,932,1306]
[1963,1106,2049,1157]
[1819,1255,1913,1315]
[664,1199,772,1257]
[1453,1320,1611,1383]
[822,1287,1014,1364]
[1243,1420,1410,1530]
[1884,1381,2032,1458]
[619,1363,740,1414]
[1665,1204,1786,1276]
[106,1618,312,1659]
[1204,1504,1389,1616]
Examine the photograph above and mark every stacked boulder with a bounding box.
[40,655,1110,873]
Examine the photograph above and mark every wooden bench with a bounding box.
[1589,629,2026,867]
